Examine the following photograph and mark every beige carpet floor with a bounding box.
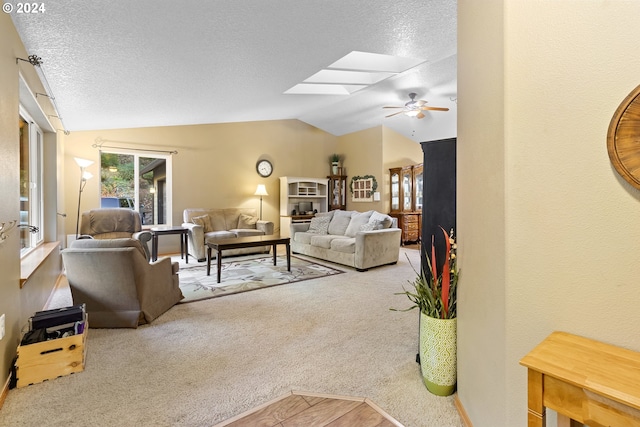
[0,248,463,427]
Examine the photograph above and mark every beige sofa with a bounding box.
[182,208,275,262]
[290,210,402,271]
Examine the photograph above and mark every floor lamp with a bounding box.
[74,157,94,239]
[254,184,268,220]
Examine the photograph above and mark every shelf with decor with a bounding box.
[389,164,423,245]
[279,176,329,237]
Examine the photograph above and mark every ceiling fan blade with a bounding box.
[416,112,425,119]
[383,106,403,109]
[385,111,405,118]
[419,106,449,111]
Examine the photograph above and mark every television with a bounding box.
[298,201,313,214]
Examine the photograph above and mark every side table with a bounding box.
[150,226,189,263]
[520,331,640,427]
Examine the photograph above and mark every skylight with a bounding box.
[284,51,425,96]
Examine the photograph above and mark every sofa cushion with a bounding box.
[310,235,345,249]
[360,219,383,232]
[293,232,314,245]
[208,212,227,231]
[327,210,353,236]
[191,215,213,233]
[237,213,258,229]
[330,237,356,254]
[308,216,331,234]
[344,210,373,237]
[204,231,236,243]
[232,229,264,237]
[369,211,394,229]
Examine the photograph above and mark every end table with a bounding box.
[149,226,189,263]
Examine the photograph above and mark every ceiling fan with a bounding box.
[383,92,449,119]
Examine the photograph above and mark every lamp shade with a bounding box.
[82,171,93,181]
[254,184,268,196]
[74,157,94,168]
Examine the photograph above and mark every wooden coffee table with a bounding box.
[206,234,291,283]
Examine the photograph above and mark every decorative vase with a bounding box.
[419,312,457,396]
[331,162,339,175]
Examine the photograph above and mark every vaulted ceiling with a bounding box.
[11,0,456,142]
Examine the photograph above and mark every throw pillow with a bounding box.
[307,216,331,234]
[191,215,213,233]
[369,211,393,229]
[360,219,383,232]
[344,210,374,237]
[237,213,258,229]
[327,210,353,235]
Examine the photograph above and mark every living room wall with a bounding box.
[458,1,640,426]
[0,14,64,396]
[62,122,422,254]
[62,120,339,246]
[336,126,423,214]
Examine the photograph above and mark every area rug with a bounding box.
[176,255,344,303]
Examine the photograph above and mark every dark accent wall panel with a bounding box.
[420,138,456,275]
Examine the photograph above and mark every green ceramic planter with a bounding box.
[419,313,457,396]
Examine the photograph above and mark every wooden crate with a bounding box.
[16,321,88,388]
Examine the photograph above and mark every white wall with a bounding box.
[458,1,640,426]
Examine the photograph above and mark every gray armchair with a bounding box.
[79,208,152,260]
[61,238,183,328]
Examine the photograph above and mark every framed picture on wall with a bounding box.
[350,176,376,202]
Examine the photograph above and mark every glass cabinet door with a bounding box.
[390,168,400,211]
[402,168,412,211]
[413,164,423,211]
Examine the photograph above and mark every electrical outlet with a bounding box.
[0,314,5,340]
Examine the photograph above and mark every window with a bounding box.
[99,150,172,226]
[19,109,44,254]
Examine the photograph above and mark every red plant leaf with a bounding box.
[440,227,451,318]
[430,234,437,284]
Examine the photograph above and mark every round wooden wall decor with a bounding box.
[607,84,640,190]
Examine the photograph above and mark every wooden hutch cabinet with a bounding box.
[389,164,423,244]
[327,175,347,211]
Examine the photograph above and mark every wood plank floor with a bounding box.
[214,391,404,427]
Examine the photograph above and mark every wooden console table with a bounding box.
[520,331,640,427]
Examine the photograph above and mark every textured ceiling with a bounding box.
[11,0,457,142]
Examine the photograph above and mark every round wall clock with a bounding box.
[607,84,640,190]
[256,159,273,177]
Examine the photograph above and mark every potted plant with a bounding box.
[394,227,459,396]
[329,153,341,175]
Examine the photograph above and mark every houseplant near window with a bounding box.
[394,227,459,396]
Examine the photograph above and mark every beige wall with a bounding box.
[459,1,640,426]
[0,14,63,387]
[63,124,419,254]
[336,126,422,214]
[62,120,339,246]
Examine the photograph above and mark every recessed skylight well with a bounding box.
[284,84,366,95]
[304,70,395,85]
[284,51,425,95]
[327,51,425,73]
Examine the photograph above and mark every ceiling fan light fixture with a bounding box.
[405,110,420,117]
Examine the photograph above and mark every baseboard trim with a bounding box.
[454,394,473,427]
[44,272,66,309]
[0,374,10,410]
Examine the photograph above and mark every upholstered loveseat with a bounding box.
[182,208,275,262]
[290,210,402,271]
